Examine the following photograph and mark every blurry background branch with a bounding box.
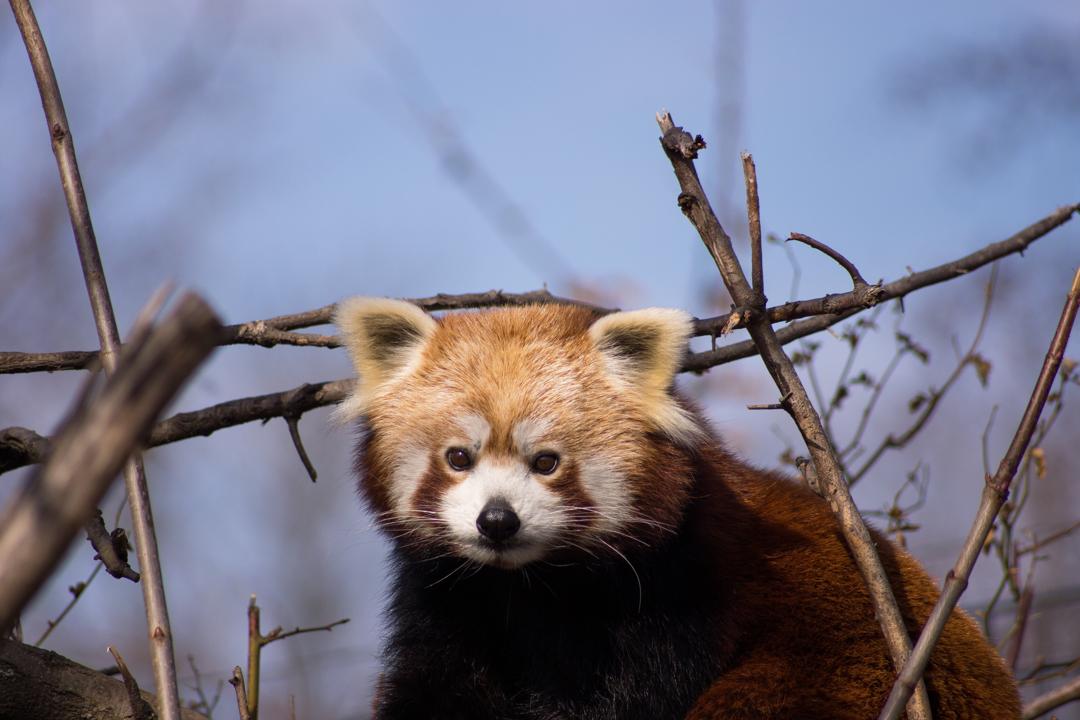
[0,292,221,634]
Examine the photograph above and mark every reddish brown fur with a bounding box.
[682,443,1020,718]
[343,302,1021,718]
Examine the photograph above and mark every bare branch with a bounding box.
[9,1,200,715]
[879,266,1080,720]
[1023,673,1080,720]
[284,416,318,482]
[243,594,349,720]
[4,201,1075,378]
[0,289,594,374]
[657,112,930,720]
[742,152,764,296]
[33,562,102,647]
[228,667,251,720]
[787,231,872,287]
[0,293,221,637]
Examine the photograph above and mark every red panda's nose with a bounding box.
[476,498,521,542]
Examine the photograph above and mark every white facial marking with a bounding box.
[440,456,564,568]
[577,457,632,534]
[456,412,491,451]
[511,417,553,456]
[388,442,430,518]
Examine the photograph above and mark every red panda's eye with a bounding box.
[531,453,559,475]
[446,447,473,471]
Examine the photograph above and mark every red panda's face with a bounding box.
[336,299,701,569]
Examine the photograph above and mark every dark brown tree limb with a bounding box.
[0,639,208,720]
[0,293,221,636]
[878,266,1080,720]
[657,112,930,719]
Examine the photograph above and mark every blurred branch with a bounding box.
[0,639,209,720]
[228,667,251,720]
[1023,673,1080,720]
[847,263,997,485]
[0,292,221,634]
[879,266,1080,719]
[657,112,929,719]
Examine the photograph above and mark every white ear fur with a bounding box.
[333,297,437,419]
[589,308,702,444]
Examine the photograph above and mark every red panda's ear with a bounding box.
[588,308,702,444]
[334,297,437,418]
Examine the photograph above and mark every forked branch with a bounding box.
[657,110,930,719]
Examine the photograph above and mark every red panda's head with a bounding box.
[335,299,703,569]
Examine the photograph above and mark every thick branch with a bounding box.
[0,640,208,720]
[878,267,1080,720]
[0,294,221,634]
[658,111,930,719]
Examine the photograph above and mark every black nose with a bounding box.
[476,498,520,542]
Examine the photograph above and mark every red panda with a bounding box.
[335,298,1021,720]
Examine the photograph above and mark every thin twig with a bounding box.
[788,232,871,287]
[849,264,998,485]
[878,266,1080,720]
[284,415,318,482]
[34,561,102,646]
[657,112,930,720]
[262,617,350,646]
[8,1,188,716]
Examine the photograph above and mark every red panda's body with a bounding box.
[336,299,1021,719]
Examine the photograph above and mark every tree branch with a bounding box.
[657,111,930,719]
[878,267,1080,720]
[9,1,199,716]
[1023,673,1080,720]
[0,639,209,720]
[6,199,1075,378]
[0,293,221,635]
